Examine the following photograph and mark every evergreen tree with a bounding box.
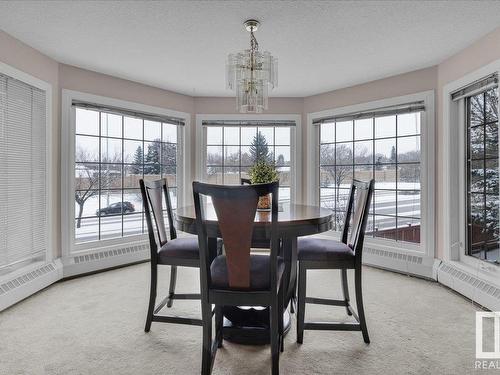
[249,131,272,163]
[131,146,143,174]
[390,145,396,162]
[144,140,161,174]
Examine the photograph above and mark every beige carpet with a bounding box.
[0,263,488,374]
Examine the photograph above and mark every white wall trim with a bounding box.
[441,58,500,282]
[306,90,436,258]
[61,89,191,264]
[195,113,303,204]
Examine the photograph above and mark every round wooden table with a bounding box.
[176,203,333,345]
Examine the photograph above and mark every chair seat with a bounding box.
[298,237,355,266]
[210,254,285,291]
[158,237,222,263]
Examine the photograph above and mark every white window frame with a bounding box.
[306,91,435,259]
[61,90,191,257]
[195,114,302,204]
[443,60,500,281]
[0,62,55,267]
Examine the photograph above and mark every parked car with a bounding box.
[96,201,135,216]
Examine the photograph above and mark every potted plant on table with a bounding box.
[248,160,279,211]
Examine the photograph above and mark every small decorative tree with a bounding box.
[248,160,279,210]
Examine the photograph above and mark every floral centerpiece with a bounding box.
[248,160,279,210]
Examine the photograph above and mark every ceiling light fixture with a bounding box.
[226,19,278,113]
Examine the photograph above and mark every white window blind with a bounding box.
[0,73,47,274]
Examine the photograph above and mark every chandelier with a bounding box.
[226,19,278,113]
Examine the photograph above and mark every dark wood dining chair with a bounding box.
[140,178,222,332]
[296,179,374,344]
[193,181,285,375]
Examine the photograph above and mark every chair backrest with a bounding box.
[193,181,279,291]
[139,178,177,260]
[240,178,252,185]
[340,179,374,258]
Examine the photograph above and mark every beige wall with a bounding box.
[2,25,500,261]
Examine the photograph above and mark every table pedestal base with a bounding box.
[222,306,291,345]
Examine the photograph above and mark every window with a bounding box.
[0,72,48,275]
[73,103,184,245]
[465,87,499,263]
[202,120,295,203]
[315,103,425,244]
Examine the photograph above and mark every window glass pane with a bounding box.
[336,166,353,188]
[375,165,396,190]
[162,165,177,187]
[485,122,498,159]
[144,120,161,141]
[74,192,99,218]
[485,159,499,194]
[397,113,420,136]
[123,189,143,212]
[206,127,222,145]
[469,93,484,127]
[336,142,353,165]
[75,218,99,243]
[374,138,396,164]
[100,215,122,240]
[123,140,143,164]
[241,146,255,166]
[124,117,143,140]
[275,127,291,145]
[75,163,99,191]
[320,166,335,187]
[257,127,274,146]
[397,164,420,190]
[100,137,122,163]
[354,141,373,164]
[76,108,99,136]
[397,217,420,243]
[375,115,396,138]
[354,118,373,140]
[207,146,222,165]
[485,89,498,123]
[76,135,99,162]
[98,190,123,216]
[469,126,484,159]
[124,164,142,188]
[320,144,335,165]
[373,215,397,240]
[162,122,177,143]
[123,213,143,237]
[397,191,420,218]
[277,167,291,186]
[275,146,290,166]
[100,113,122,138]
[224,146,240,166]
[320,188,335,210]
[207,166,223,184]
[335,121,353,142]
[224,127,239,144]
[100,164,122,190]
[354,165,373,180]
[224,167,240,184]
[241,127,257,145]
[398,136,420,163]
[320,122,335,143]
[336,188,351,212]
[161,143,177,166]
[374,190,396,216]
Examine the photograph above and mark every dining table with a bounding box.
[175,202,333,345]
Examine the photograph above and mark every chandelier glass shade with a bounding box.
[226,20,278,113]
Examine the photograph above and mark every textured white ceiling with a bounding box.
[1,1,500,97]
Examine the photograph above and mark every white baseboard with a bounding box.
[0,259,63,311]
[437,260,500,311]
[62,241,150,278]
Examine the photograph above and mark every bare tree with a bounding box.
[75,148,121,228]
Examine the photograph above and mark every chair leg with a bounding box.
[166,265,177,308]
[270,303,280,375]
[215,305,224,348]
[296,262,306,344]
[341,269,352,316]
[144,264,157,332]
[201,300,213,375]
[355,266,370,344]
[278,281,284,353]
